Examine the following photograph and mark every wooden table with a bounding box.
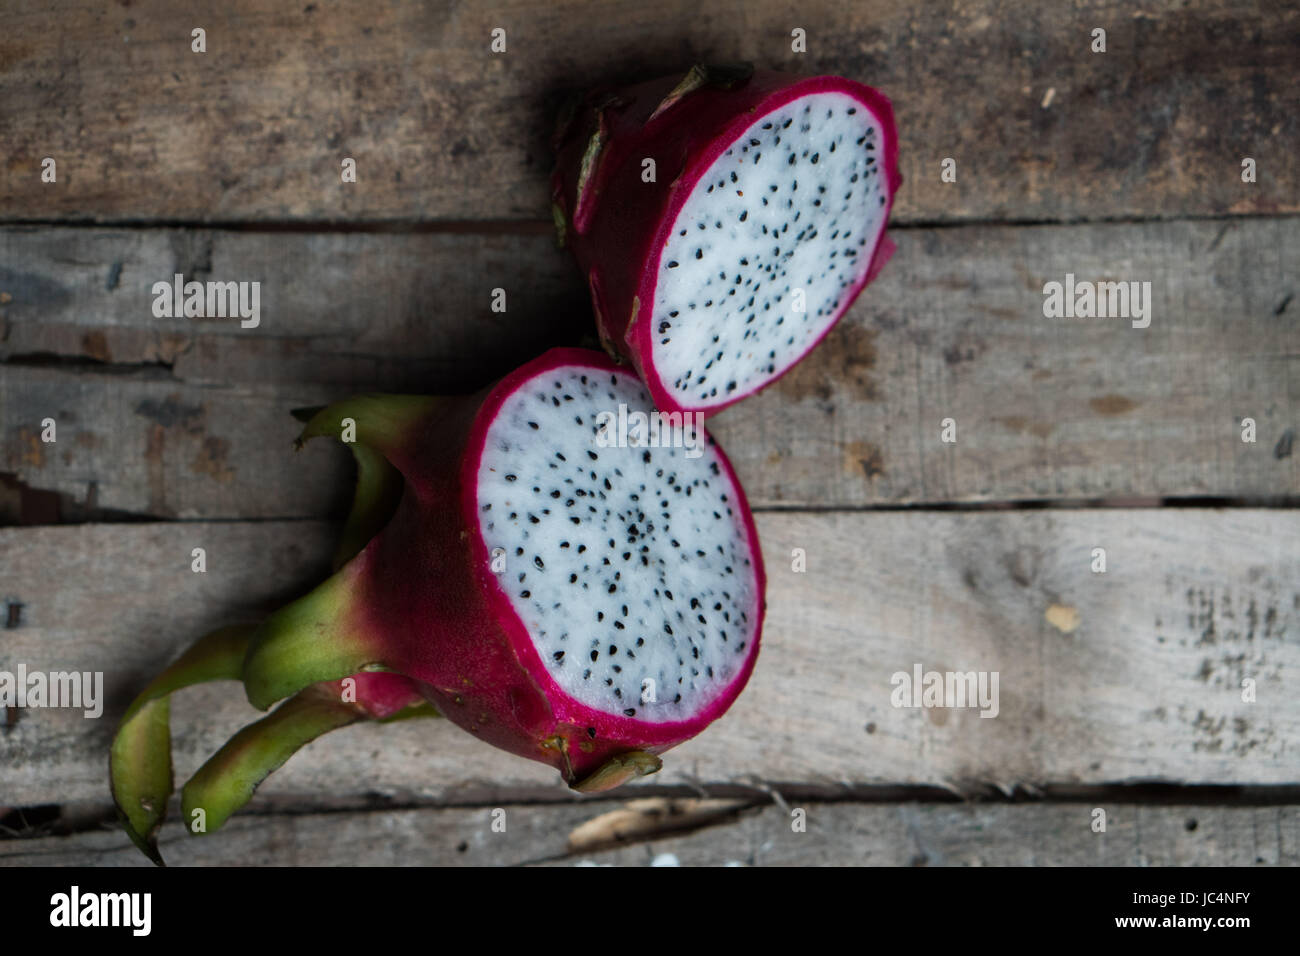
[1,0,1297,866]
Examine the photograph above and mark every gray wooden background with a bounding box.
[1,0,1297,865]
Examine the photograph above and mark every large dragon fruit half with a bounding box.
[111,348,765,863]
[552,66,901,416]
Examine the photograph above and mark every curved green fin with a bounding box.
[241,560,388,712]
[570,750,663,793]
[646,62,754,124]
[294,394,446,463]
[574,110,609,223]
[109,698,170,866]
[332,441,404,571]
[113,393,452,861]
[294,394,446,569]
[242,392,452,709]
[109,623,257,866]
[180,686,363,836]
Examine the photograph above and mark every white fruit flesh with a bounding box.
[476,365,760,722]
[651,91,889,409]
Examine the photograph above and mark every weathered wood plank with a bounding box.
[0,368,353,519]
[1,511,1295,806]
[1,801,1294,866]
[1,1,1294,223]
[0,227,588,391]
[3,218,1296,513]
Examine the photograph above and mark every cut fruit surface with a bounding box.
[476,362,761,723]
[652,92,891,409]
[552,69,900,416]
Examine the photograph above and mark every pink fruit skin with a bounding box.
[328,672,426,719]
[345,348,765,783]
[552,71,902,417]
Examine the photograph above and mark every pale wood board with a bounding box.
[1,802,1294,866]
[1,1,1294,223]
[1,511,1295,807]
[2,218,1296,515]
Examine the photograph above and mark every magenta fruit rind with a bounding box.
[111,348,766,863]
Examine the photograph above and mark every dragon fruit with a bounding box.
[552,65,901,416]
[111,347,765,862]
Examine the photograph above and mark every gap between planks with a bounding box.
[2,801,1296,867]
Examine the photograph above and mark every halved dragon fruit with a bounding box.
[552,66,901,416]
[111,347,765,862]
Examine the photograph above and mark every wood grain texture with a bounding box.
[1,0,1295,223]
[0,366,352,519]
[3,218,1296,515]
[1,511,1295,807]
[0,226,587,391]
[1,802,1294,866]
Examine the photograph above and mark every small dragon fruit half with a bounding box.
[111,347,765,862]
[552,65,901,416]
